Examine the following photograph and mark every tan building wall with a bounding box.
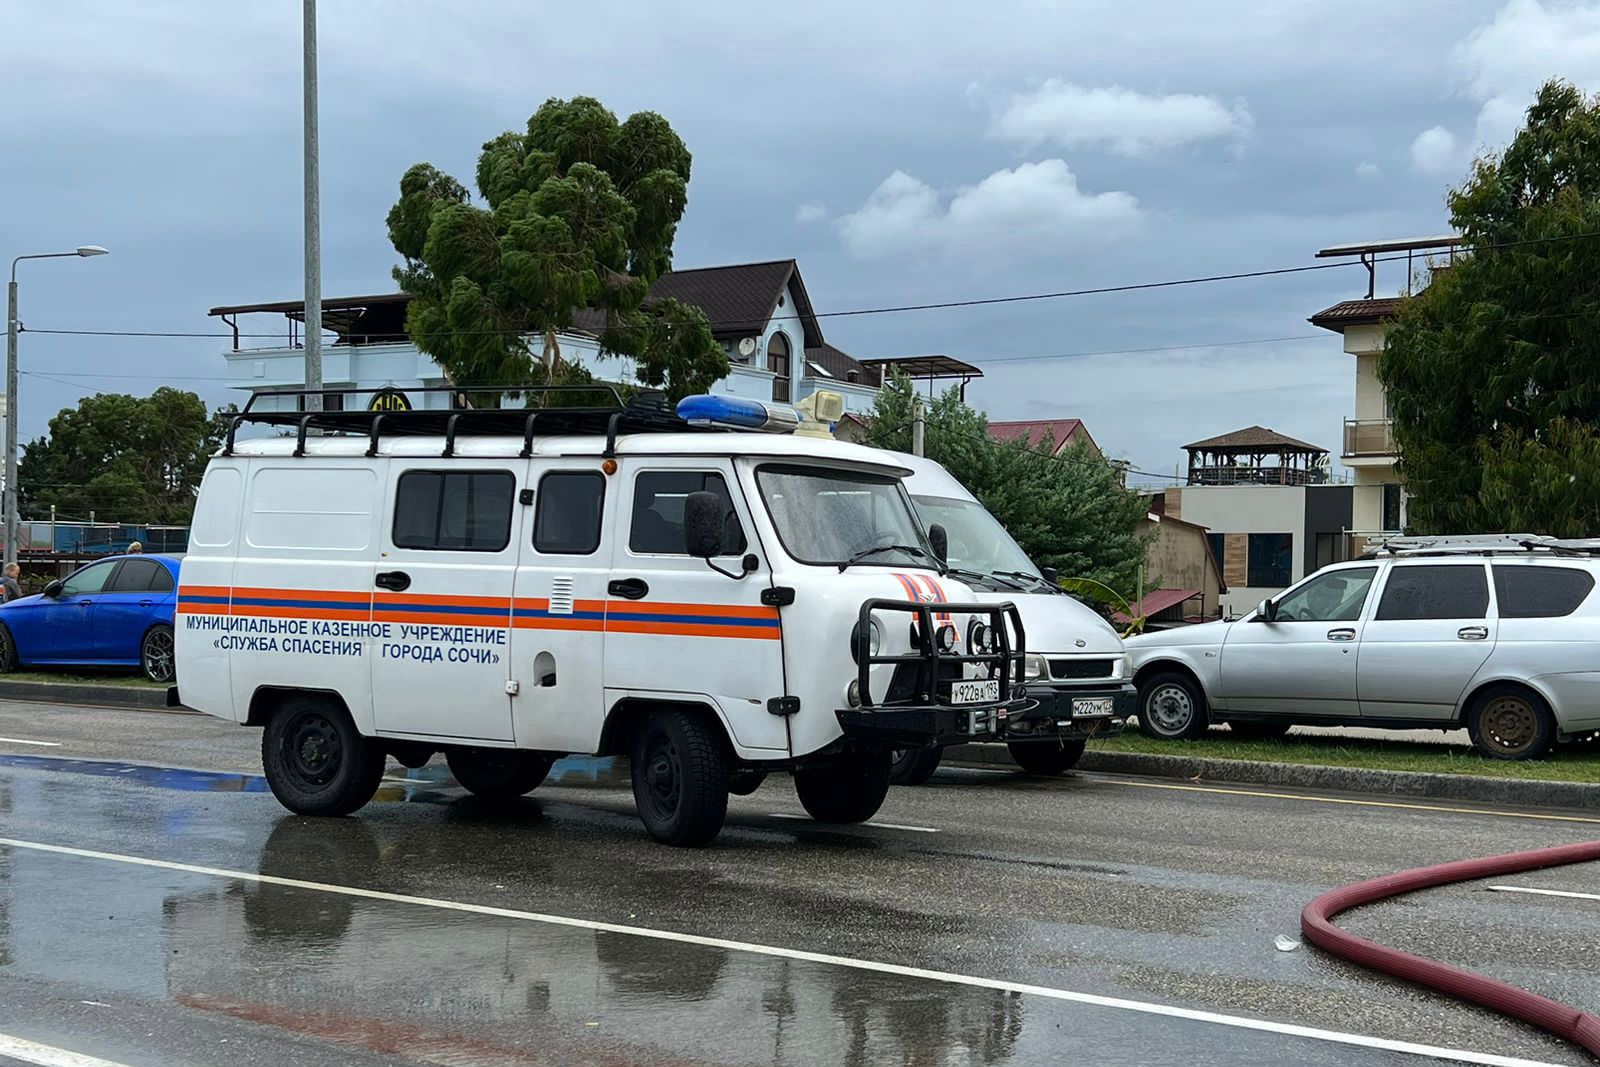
[1138,514,1225,620]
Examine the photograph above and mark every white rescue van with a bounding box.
[889,454,1133,783]
[176,387,1025,845]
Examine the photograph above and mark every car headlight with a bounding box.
[1111,653,1132,679]
[1023,653,1048,681]
[850,619,883,663]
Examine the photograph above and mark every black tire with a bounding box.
[1006,738,1087,775]
[1227,720,1293,740]
[630,710,729,846]
[1467,686,1557,761]
[141,624,175,683]
[889,745,943,785]
[446,748,554,801]
[0,623,17,673]
[261,697,384,817]
[1137,671,1209,740]
[794,749,892,823]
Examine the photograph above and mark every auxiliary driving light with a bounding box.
[936,624,958,653]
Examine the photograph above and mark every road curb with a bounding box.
[0,678,175,711]
[944,744,1600,811]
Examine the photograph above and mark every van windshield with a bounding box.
[755,465,931,568]
[911,494,1040,580]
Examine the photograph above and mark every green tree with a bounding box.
[19,388,222,524]
[1381,80,1600,535]
[388,96,728,400]
[863,372,1150,590]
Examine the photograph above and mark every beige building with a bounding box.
[1309,235,1462,541]
[1135,508,1227,623]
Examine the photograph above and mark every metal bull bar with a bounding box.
[838,597,1030,746]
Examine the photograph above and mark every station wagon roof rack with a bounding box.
[1362,534,1600,558]
[224,384,721,459]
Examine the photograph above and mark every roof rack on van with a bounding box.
[1362,534,1600,558]
[223,385,718,459]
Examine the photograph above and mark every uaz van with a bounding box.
[176,388,1025,845]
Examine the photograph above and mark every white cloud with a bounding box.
[837,160,1140,259]
[990,80,1251,155]
[794,202,828,224]
[1355,161,1381,179]
[1410,126,1462,174]
[1413,0,1600,168]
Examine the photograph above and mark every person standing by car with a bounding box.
[1,563,21,602]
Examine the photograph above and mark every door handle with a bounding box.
[77,599,93,606]
[1326,628,1357,642]
[608,578,649,600]
[138,600,153,607]
[375,571,412,592]
[1457,625,1489,641]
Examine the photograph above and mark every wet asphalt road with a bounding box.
[0,702,1596,1066]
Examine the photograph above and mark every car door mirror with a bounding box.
[43,580,62,599]
[1256,597,1278,622]
[683,491,725,559]
[928,523,949,564]
[1040,566,1058,584]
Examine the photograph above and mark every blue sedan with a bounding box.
[0,554,180,682]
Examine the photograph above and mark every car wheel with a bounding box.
[1227,720,1292,740]
[141,624,175,683]
[446,748,555,801]
[1467,687,1556,761]
[630,710,729,846]
[1006,738,1087,775]
[1137,671,1208,740]
[261,697,384,816]
[889,745,943,785]
[793,749,892,823]
[728,769,768,796]
[0,623,18,673]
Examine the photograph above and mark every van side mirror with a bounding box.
[1040,566,1058,584]
[1256,598,1278,622]
[43,580,62,598]
[928,523,948,563]
[683,491,725,559]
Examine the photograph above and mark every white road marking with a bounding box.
[0,1032,137,1067]
[1488,884,1600,902]
[766,812,940,833]
[0,836,1567,1067]
[0,737,61,748]
[380,777,436,786]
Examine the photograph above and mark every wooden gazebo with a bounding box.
[1184,426,1329,486]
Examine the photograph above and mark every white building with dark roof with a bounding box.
[211,259,889,415]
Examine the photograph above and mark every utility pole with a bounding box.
[302,0,323,412]
[911,395,925,458]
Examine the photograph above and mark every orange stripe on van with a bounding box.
[611,600,779,621]
[604,620,782,640]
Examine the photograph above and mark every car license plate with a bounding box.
[952,679,1000,705]
[1074,697,1114,716]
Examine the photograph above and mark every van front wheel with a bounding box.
[794,749,891,823]
[261,698,383,817]
[631,710,729,846]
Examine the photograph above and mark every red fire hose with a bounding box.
[1302,839,1600,1058]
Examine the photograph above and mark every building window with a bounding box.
[1382,483,1402,532]
[1206,533,1226,572]
[392,470,515,552]
[1246,533,1292,588]
[296,392,345,412]
[767,333,791,402]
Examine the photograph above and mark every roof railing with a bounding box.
[1363,534,1600,558]
[222,384,713,458]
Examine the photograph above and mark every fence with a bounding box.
[12,521,189,557]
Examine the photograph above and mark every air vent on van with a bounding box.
[550,577,575,615]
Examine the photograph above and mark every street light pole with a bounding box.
[5,246,109,566]
[302,0,322,412]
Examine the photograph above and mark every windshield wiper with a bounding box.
[946,565,1029,592]
[838,543,941,573]
[993,569,1060,592]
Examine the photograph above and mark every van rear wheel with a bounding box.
[447,749,555,801]
[261,698,383,817]
[631,710,729,846]
[794,749,891,823]
[889,745,943,785]
[1467,686,1557,761]
[1006,738,1087,775]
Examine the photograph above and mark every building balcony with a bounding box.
[1342,418,1397,462]
[1189,465,1326,487]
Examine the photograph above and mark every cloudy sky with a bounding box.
[4,0,1595,484]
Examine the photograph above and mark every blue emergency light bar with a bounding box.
[676,394,800,433]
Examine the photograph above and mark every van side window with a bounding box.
[1493,565,1595,618]
[1375,565,1489,621]
[533,471,606,555]
[392,470,515,552]
[630,471,747,556]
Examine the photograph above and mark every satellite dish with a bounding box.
[737,337,758,359]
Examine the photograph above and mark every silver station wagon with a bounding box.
[1125,536,1600,759]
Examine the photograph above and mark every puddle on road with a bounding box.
[0,752,271,793]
